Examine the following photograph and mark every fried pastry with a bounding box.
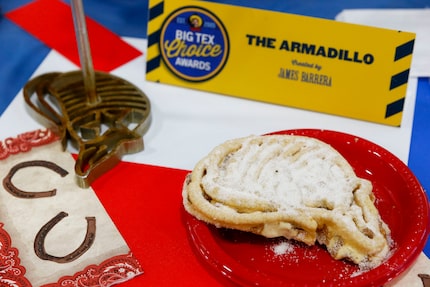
[182,135,391,269]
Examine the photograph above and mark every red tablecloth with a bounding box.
[92,161,229,286]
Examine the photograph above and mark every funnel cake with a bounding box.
[183,135,391,269]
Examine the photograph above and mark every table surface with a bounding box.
[0,1,429,286]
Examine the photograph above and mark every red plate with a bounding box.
[183,129,430,287]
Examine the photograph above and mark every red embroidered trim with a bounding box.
[0,129,59,160]
[0,220,142,287]
[0,130,53,285]
[0,223,32,287]
[1,129,143,286]
[41,252,143,287]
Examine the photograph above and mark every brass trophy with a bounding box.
[23,0,151,188]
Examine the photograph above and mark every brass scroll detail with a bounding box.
[23,71,151,188]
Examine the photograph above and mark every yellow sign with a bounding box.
[146,0,415,126]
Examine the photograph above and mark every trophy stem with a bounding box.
[71,0,99,105]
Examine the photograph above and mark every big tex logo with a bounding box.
[148,4,229,82]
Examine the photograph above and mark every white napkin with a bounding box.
[336,9,430,77]
[0,129,142,286]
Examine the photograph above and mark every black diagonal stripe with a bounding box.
[146,56,161,73]
[385,98,405,118]
[148,29,161,47]
[149,1,164,21]
[390,69,410,90]
[394,39,415,61]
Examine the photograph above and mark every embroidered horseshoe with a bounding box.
[34,211,96,263]
[2,160,68,198]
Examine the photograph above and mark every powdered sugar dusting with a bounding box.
[192,135,392,269]
[271,240,295,256]
[203,135,357,211]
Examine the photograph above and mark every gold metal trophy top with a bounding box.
[22,0,151,188]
